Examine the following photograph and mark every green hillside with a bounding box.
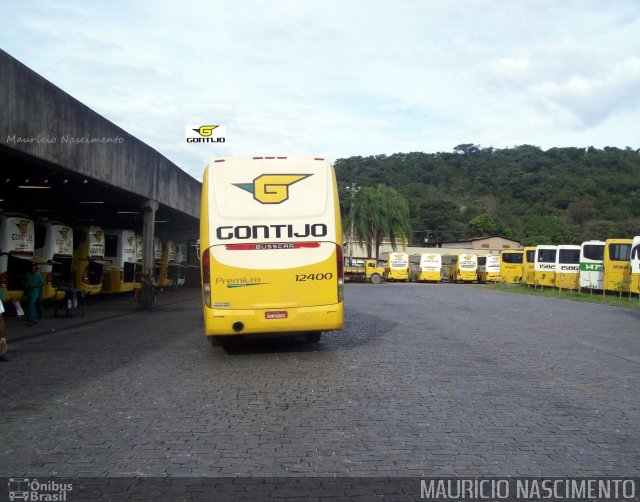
[334,145,640,245]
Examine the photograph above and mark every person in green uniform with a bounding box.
[24,263,44,326]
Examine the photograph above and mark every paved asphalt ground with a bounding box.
[0,283,638,500]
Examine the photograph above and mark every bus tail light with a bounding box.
[336,245,344,302]
[82,266,89,284]
[46,272,52,285]
[202,248,211,308]
[0,272,6,289]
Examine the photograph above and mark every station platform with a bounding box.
[2,287,201,343]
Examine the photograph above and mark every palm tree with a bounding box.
[348,184,412,260]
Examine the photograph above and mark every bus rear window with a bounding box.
[559,249,579,264]
[609,244,631,261]
[502,253,523,264]
[583,245,604,261]
[537,249,556,263]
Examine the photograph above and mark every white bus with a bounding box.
[0,214,35,302]
[631,236,640,295]
[477,254,500,283]
[102,229,137,294]
[534,245,557,287]
[172,242,188,287]
[409,253,442,282]
[579,240,605,291]
[34,221,74,300]
[555,244,580,290]
[199,155,344,344]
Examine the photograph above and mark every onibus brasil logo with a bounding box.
[233,174,312,204]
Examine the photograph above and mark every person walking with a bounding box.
[24,263,44,326]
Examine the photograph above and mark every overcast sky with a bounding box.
[3,0,640,180]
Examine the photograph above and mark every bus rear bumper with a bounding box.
[204,302,344,337]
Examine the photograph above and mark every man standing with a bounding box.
[24,263,44,326]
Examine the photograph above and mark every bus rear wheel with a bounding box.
[305,332,322,343]
[370,273,382,285]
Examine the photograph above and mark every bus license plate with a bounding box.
[265,311,288,319]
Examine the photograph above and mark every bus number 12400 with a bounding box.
[295,273,333,282]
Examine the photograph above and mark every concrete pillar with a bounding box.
[141,199,159,310]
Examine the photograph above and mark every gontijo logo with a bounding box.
[185,124,226,143]
[233,174,312,204]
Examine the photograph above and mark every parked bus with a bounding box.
[157,240,176,288]
[603,238,632,294]
[522,246,536,286]
[409,253,441,282]
[630,236,640,295]
[0,214,35,302]
[379,252,409,281]
[579,240,605,291]
[152,237,163,287]
[499,249,523,284]
[134,234,143,287]
[101,229,137,293]
[477,254,500,283]
[534,245,557,287]
[34,221,74,300]
[199,155,344,344]
[71,226,105,295]
[555,244,580,290]
[172,242,188,287]
[441,253,477,283]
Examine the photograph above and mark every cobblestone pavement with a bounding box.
[0,283,638,498]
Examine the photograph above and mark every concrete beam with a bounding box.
[0,49,200,220]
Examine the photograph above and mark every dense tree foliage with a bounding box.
[335,145,640,245]
[347,184,412,259]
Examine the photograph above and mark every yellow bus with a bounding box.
[534,245,557,287]
[555,245,580,290]
[71,226,106,295]
[158,240,176,288]
[102,229,137,293]
[379,252,409,281]
[630,236,640,295]
[441,253,477,283]
[477,254,500,283]
[603,238,632,294]
[579,240,605,291]
[409,253,441,282]
[499,250,523,284]
[522,246,536,286]
[200,155,344,344]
